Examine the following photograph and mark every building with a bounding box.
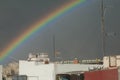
[19,60,103,80]
[0,65,2,80]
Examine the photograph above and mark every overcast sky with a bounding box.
[0,0,120,64]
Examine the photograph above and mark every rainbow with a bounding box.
[0,0,86,62]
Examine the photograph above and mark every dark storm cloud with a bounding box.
[0,0,69,48]
[0,0,120,64]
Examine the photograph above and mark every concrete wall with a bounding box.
[117,55,120,67]
[103,56,109,68]
[103,55,120,68]
[55,64,103,74]
[19,60,103,80]
[19,61,55,80]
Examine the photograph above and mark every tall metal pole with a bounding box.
[53,34,56,59]
[101,0,106,57]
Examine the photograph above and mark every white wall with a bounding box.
[117,55,120,67]
[19,60,103,80]
[0,65,2,80]
[103,55,120,68]
[103,56,109,68]
[55,64,103,74]
[19,61,55,80]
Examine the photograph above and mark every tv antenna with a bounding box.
[101,0,106,57]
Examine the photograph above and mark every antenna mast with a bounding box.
[101,0,106,57]
[53,35,56,59]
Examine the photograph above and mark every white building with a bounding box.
[103,55,120,68]
[0,65,2,80]
[19,60,103,80]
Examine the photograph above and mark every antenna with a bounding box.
[101,0,106,57]
[53,34,56,59]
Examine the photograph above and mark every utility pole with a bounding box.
[101,0,106,57]
[53,34,56,60]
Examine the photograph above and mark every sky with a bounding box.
[0,0,120,64]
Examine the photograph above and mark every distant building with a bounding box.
[0,65,2,80]
[103,55,120,68]
[18,52,103,80]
